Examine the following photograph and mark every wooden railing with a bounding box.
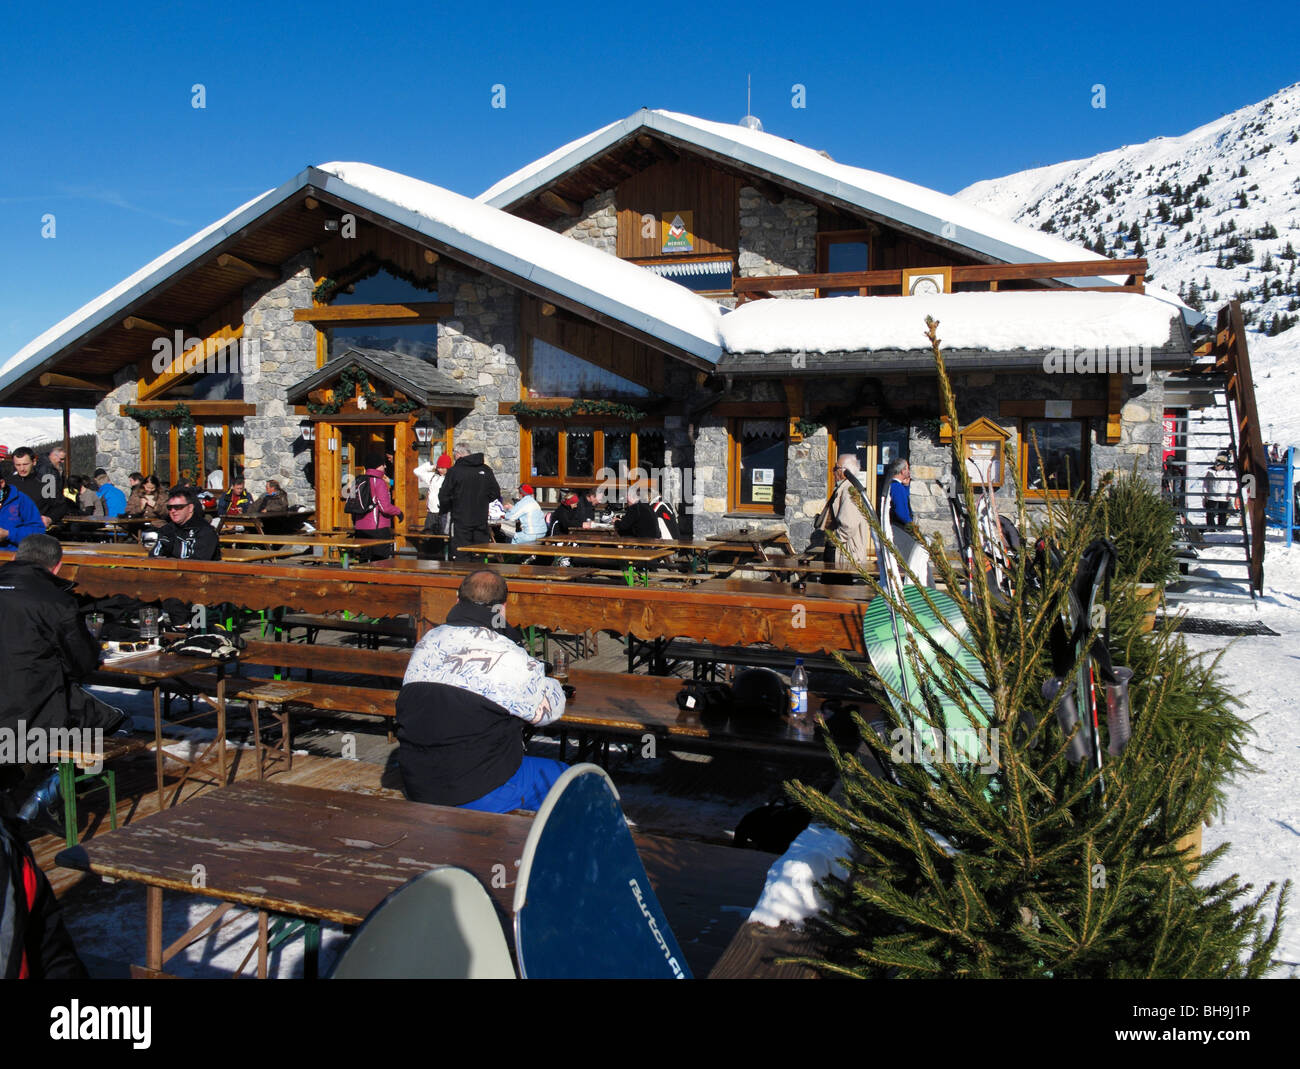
[732,258,1147,302]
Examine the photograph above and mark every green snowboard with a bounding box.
[862,584,994,768]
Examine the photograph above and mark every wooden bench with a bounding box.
[52,735,155,848]
[653,638,874,698]
[275,612,416,648]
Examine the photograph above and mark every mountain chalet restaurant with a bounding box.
[0,110,1200,547]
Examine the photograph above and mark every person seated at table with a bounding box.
[1,535,128,839]
[547,491,583,536]
[217,476,252,516]
[70,475,102,517]
[93,469,127,518]
[504,484,547,544]
[252,479,290,515]
[148,486,221,561]
[0,470,45,550]
[615,485,677,539]
[396,570,567,813]
[125,475,167,526]
[575,487,603,527]
[6,447,68,530]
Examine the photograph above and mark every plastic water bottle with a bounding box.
[790,659,809,722]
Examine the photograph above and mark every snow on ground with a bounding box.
[1182,533,1300,974]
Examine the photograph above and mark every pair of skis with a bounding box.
[1038,538,1134,798]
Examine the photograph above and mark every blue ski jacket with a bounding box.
[888,479,914,525]
[0,486,46,549]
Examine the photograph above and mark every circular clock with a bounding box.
[910,276,942,296]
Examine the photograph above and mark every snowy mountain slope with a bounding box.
[0,411,95,450]
[956,82,1300,444]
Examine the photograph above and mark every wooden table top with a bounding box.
[562,667,826,749]
[95,648,223,681]
[688,577,873,602]
[219,533,393,550]
[55,780,775,973]
[541,533,721,553]
[353,558,598,581]
[57,544,303,563]
[460,543,676,563]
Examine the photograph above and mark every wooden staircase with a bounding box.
[1162,302,1267,603]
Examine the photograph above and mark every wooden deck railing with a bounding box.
[732,258,1147,302]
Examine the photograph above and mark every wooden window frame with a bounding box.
[728,418,788,517]
[520,422,660,490]
[142,419,246,488]
[1020,418,1091,499]
[816,230,873,297]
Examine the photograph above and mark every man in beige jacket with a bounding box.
[825,454,873,573]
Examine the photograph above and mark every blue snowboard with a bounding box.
[513,764,691,979]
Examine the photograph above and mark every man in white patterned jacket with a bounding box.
[396,569,568,812]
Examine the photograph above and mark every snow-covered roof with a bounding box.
[479,109,1147,289]
[0,162,727,400]
[314,163,724,365]
[719,291,1181,355]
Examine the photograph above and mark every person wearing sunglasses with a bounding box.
[147,486,221,561]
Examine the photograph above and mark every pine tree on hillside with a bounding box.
[786,319,1288,980]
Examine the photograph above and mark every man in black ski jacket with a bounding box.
[6,447,68,529]
[148,486,221,561]
[438,445,500,559]
[0,535,126,833]
[615,486,668,539]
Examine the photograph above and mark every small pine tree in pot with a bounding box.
[787,318,1286,978]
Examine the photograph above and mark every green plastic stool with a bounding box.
[57,756,119,850]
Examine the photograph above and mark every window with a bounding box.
[729,419,787,514]
[833,419,909,506]
[143,420,245,488]
[1022,419,1088,496]
[301,268,445,366]
[527,339,652,399]
[817,230,872,297]
[521,424,662,490]
[632,256,734,295]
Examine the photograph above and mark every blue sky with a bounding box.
[2,0,1297,424]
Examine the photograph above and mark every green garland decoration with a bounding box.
[510,399,646,421]
[122,402,198,483]
[306,365,420,416]
[313,253,438,304]
[794,417,824,438]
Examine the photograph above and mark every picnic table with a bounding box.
[352,557,598,581]
[54,780,776,978]
[741,557,873,583]
[557,667,829,759]
[56,515,154,542]
[93,647,230,813]
[217,508,315,534]
[218,532,395,567]
[58,544,305,563]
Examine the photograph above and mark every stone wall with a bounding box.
[547,189,616,253]
[436,263,522,489]
[94,368,144,484]
[240,251,316,498]
[737,186,817,296]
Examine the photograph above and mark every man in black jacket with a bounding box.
[438,445,500,560]
[0,535,125,833]
[148,487,221,561]
[396,570,566,812]
[7,447,68,529]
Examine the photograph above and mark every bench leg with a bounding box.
[59,760,77,850]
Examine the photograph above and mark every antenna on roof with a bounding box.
[739,74,762,131]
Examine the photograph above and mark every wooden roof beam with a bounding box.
[39,372,114,392]
[122,315,183,334]
[747,176,785,204]
[635,134,679,164]
[216,252,279,279]
[539,190,583,217]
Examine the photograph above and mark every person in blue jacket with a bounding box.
[0,472,46,550]
[93,469,127,517]
[881,458,932,586]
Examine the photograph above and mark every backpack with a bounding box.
[344,474,377,517]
